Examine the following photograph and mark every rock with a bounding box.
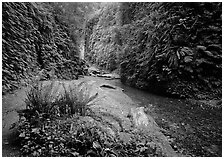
[105,78,114,80]
[88,67,101,76]
[83,67,89,75]
[78,75,85,78]
[91,70,101,75]
[97,73,120,79]
[129,107,151,128]
[100,84,117,90]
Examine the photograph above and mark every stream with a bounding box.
[93,77,222,157]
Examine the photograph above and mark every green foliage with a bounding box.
[85,3,122,71]
[24,81,99,119]
[2,2,87,94]
[25,81,61,120]
[61,82,98,116]
[18,115,163,157]
[50,2,100,41]
[18,116,113,157]
[85,2,221,98]
[119,2,222,98]
[2,2,39,92]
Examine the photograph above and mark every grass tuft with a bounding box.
[25,81,61,119]
[60,81,98,116]
[24,80,99,119]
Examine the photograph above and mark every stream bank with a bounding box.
[102,77,222,157]
[86,66,222,156]
[2,76,177,157]
[2,74,222,157]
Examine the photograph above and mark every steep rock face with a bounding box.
[2,2,85,94]
[85,2,222,99]
[119,2,222,99]
[85,3,123,71]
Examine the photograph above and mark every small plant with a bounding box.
[24,80,99,118]
[25,81,62,119]
[60,81,98,116]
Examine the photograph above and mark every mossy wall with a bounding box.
[85,2,222,99]
[3,2,85,94]
[85,3,123,71]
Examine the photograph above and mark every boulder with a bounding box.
[97,73,120,79]
[100,84,117,89]
[88,66,101,76]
